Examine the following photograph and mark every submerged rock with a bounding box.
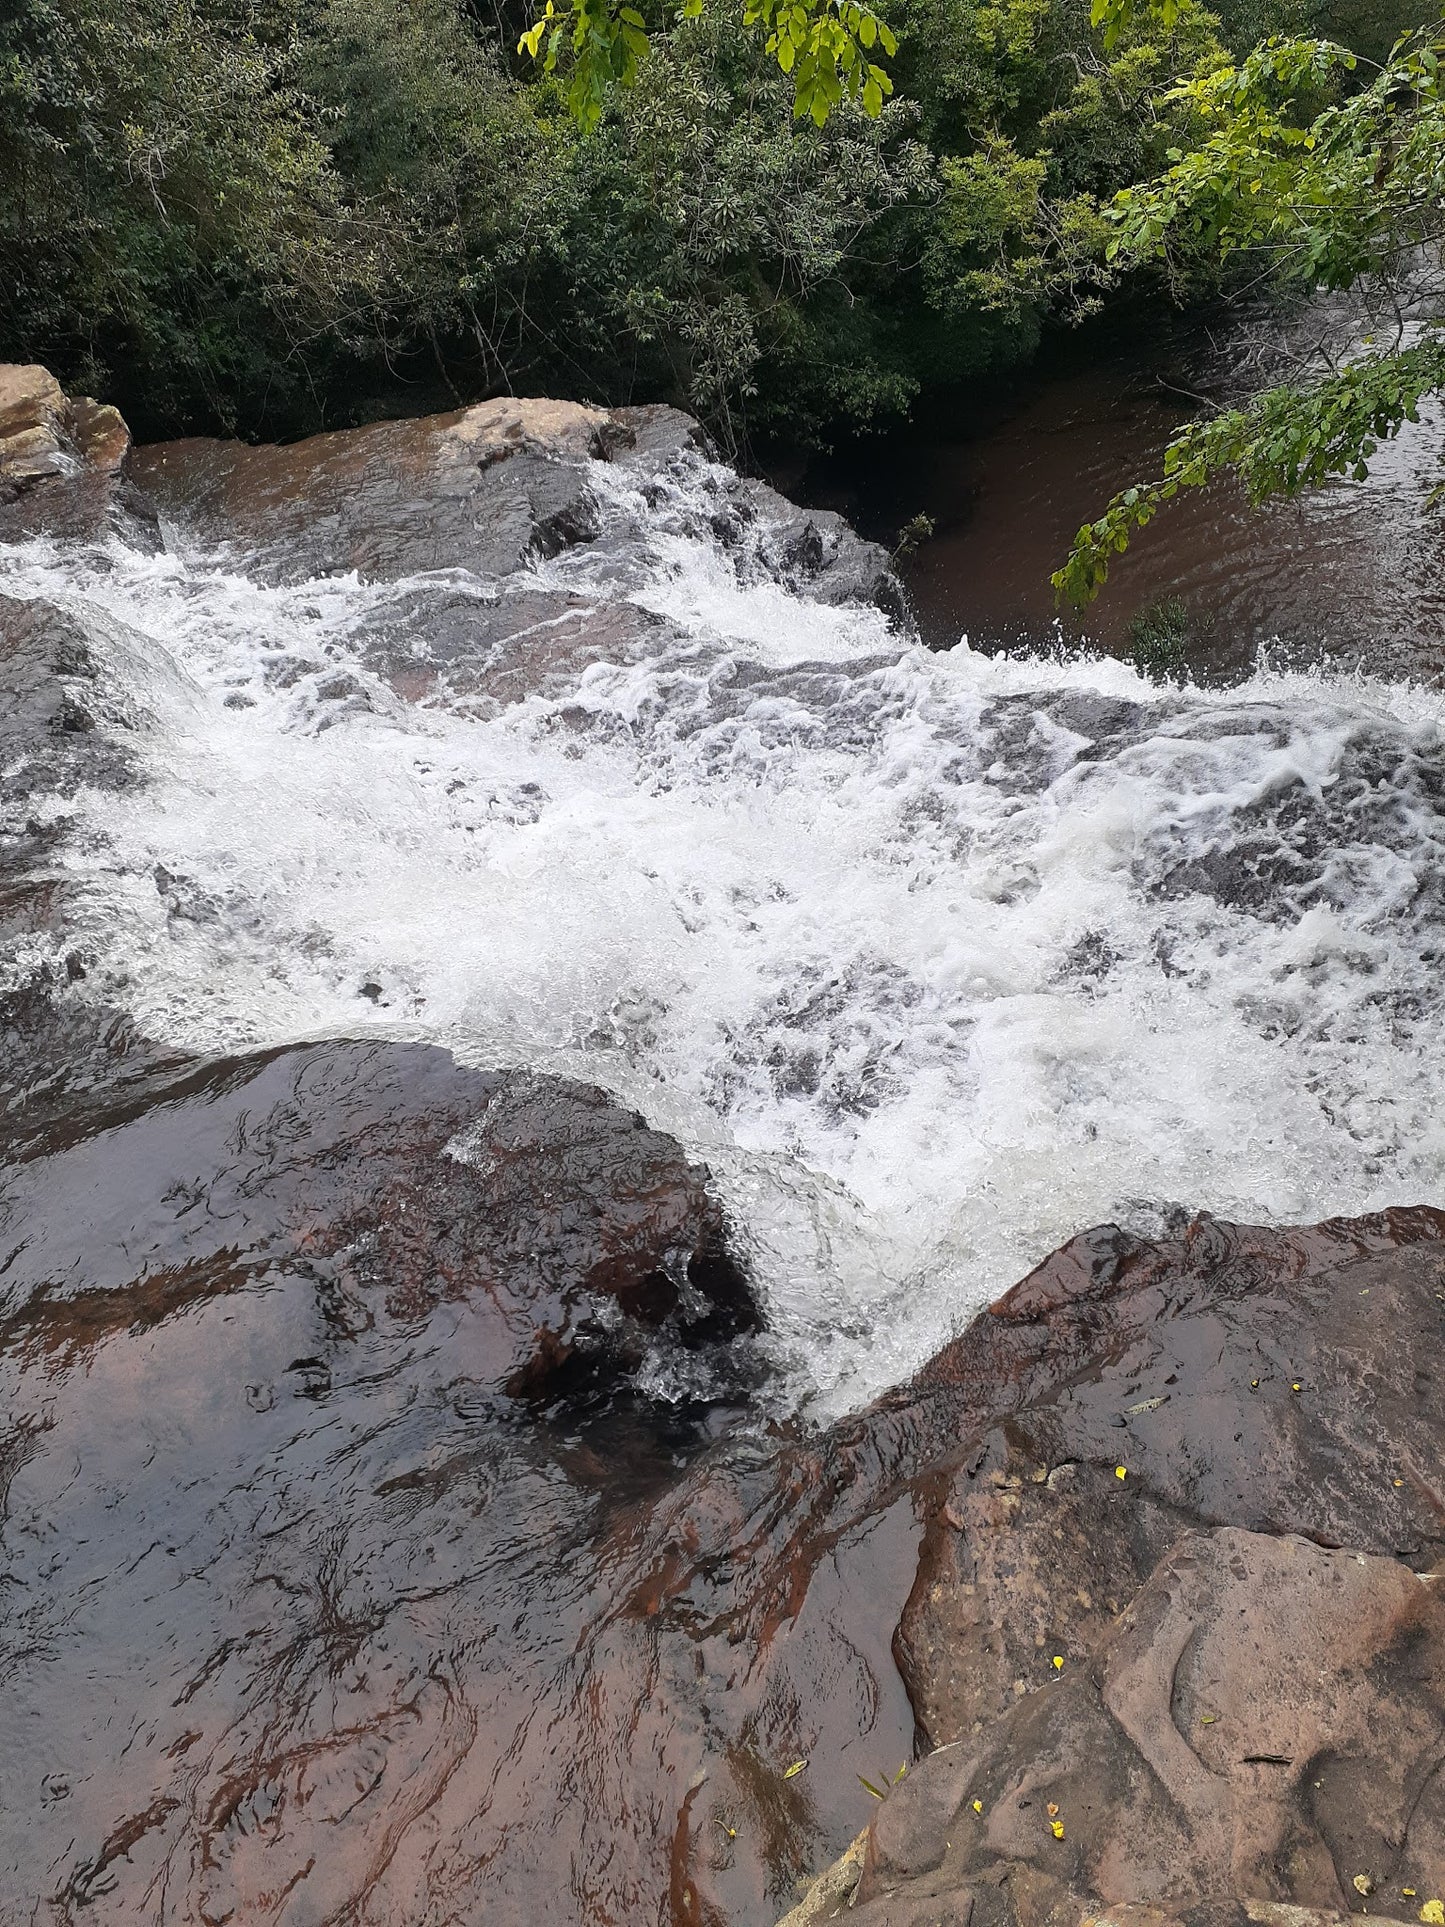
[0,1037,756,1395]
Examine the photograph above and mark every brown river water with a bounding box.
[789,356,1445,679]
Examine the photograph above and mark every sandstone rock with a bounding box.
[4,1190,1444,1924]
[0,592,142,809]
[792,1210,1445,1927]
[128,395,627,584]
[0,363,144,540]
[855,1525,1445,1925]
[0,591,184,1149]
[0,363,64,442]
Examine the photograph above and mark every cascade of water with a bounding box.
[6,446,1445,1413]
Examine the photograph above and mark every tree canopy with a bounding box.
[518,0,898,127]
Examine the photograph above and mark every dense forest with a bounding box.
[0,0,1416,454]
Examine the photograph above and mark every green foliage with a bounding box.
[891,0,1230,349]
[0,0,365,431]
[1056,10,1445,603]
[1126,592,1205,672]
[515,0,898,129]
[304,0,934,449]
[0,0,1307,456]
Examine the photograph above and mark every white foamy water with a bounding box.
[7,452,1445,1413]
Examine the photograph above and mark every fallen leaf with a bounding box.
[1419,1902,1444,1925]
[1200,1714,1217,1725]
[1114,1465,1127,1480]
[1052,1655,1064,1670]
[1047,1803,1059,1818]
[1354,1875,1375,1897]
[1050,1819,1065,1839]
[783,1760,806,1780]
[971,1799,983,1814]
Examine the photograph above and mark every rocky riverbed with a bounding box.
[2,365,1443,1927]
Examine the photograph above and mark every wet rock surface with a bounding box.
[125,386,909,710]
[0,590,189,1153]
[0,1037,756,1391]
[5,364,1445,1927]
[5,1151,1445,1924]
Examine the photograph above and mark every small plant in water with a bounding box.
[891,513,935,567]
[1126,595,1208,681]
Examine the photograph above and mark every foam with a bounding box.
[5,460,1445,1415]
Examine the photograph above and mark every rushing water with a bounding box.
[6,439,1445,1418]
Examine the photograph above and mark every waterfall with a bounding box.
[6,441,1445,1414]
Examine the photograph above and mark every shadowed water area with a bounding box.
[791,338,1445,678]
[3,370,1445,1925]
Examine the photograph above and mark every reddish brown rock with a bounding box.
[855,1526,1445,1926]
[776,1212,1445,1927]
[4,1184,1445,1925]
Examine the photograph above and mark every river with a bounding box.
[4,380,1445,1922]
